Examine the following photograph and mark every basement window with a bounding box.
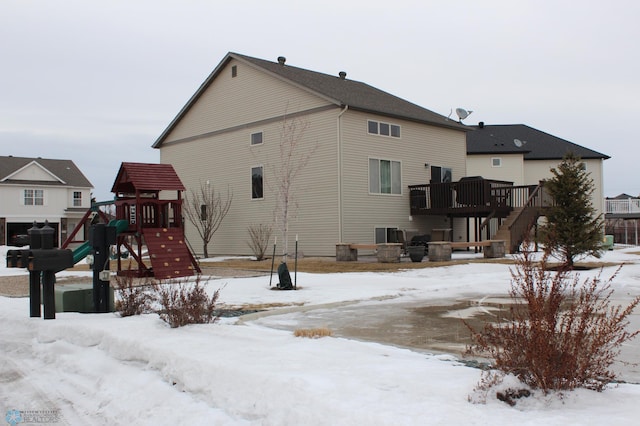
[375,227,399,244]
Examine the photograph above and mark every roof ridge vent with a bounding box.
[277,56,286,65]
[338,71,347,80]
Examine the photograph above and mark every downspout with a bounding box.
[337,105,348,243]
[598,158,606,233]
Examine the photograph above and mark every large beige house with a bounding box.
[0,156,93,246]
[153,52,469,256]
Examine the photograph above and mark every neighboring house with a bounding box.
[605,193,640,246]
[466,123,609,215]
[0,156,93,246]
[153,52,469,256]
[460,123,609,250]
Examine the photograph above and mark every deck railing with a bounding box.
[605,198,640,215]
[409,178,540,216]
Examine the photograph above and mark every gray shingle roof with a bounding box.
[0,156,93,187]
[153,52,466,147]
[233,53,466,129]
[466,124,609,160]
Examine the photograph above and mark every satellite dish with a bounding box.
[455,108,473,122]
[514,139,522,147]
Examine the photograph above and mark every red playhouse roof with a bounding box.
[111,162,185,194]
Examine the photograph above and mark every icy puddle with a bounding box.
[250,296,640,384]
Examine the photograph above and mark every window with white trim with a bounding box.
[24,189,44,206]
[491,157,502,167]
[73,191,82,207]
[367,120,400,138]
[250,132,263,146]
[369,158,401,195]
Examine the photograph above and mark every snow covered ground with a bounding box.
[2,246,640,425]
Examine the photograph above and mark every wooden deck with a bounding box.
[408,179,542,218]
[408,179,552,253]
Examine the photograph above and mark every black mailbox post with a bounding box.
[5,221,74,319]
[89,223,116,313]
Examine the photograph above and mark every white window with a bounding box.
[491,157,502,167]
[24,189,44,206]
[369,158,401,195]
[367,120,400,138]
[250,132,263,145]
[73,191,82,207]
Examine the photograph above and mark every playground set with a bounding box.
[6,162,201,319]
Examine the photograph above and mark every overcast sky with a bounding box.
[2,0,638,201]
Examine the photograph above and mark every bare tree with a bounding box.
[183,182,232,258]
[272,115,313,263]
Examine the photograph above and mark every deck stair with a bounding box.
[493,208,523,253]
[495,206,542,254]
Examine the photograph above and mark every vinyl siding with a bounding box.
[163,106,467,256]
[339,110,467,245]
[0,185,88,221]
[158,61,468,256]
[162,108,341,256]
[466,154,525,184]
[10,164,59,182]
[524,158,605,216]
[163,58,332,144]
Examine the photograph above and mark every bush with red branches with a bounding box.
[467,246,640,394]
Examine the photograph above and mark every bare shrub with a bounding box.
[293,327,332,338]
[247,223,273,261]
[467,245,640,393]
[155,277,223,328]
[114,274,156,317]
[468,370,506,404]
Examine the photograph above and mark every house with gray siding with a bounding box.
[153,52,468,256]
